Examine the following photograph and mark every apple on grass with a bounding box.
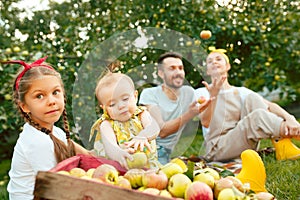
[126,152,148,169]
[160,162,183,179]
[168,173,192,198]
[185,181,214,200]
[124,168,145,188]
[142,169,168,190]
[92,164,119,184]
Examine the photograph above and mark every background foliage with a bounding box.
[1,0,300,159]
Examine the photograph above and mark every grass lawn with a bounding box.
[1,135,299,200]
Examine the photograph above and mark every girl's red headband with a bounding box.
[3,56,54,90]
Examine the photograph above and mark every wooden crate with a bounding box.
[34,154,171,200]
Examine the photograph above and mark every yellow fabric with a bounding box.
[90,106,159,168]
[208,46,230,63]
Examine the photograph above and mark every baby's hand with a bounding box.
[124,136,152,153]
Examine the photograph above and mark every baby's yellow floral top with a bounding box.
[90,106,159,168]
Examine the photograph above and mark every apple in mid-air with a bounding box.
[200,30,212,40]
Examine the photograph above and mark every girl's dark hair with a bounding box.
[13,66,76,162]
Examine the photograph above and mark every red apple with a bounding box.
[92,164,119,184]
[185,181,213,200]
[200,30,212,40]
[142,169,168,190]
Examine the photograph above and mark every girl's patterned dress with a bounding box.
[90,106,160,168]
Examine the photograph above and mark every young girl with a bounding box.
[5,57,91,200]
[90,66,160,169]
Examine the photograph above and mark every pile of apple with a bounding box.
[56,155,276,200]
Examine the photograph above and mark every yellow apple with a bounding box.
[160,162,183,179]
[170,157,188,172]
[142,188,161,195]
[56,170,70,176]
[116,176,132,189]
[126,152,148,169]
[69,167,86,178]
[86,168,95,178]
[159,189,172,198]
[193,173,215,189]
[168,173,192,198]
[202,167,220,180]
[217,188,235,200]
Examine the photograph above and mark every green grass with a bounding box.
[1,136,299,200]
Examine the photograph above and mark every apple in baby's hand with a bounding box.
[126,152,148,169]
[168,173,192,198]
[142,169,168,190]
[124,168,145,188]
[200,30,212,40]
[185,181,214,200]
[92,164,119,184]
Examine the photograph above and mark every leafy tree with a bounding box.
[0,0,299,158]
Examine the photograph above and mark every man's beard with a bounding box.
[165,75,184,89]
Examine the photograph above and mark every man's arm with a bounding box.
[146,100,210,138]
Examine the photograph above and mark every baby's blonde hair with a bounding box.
[95,72,135,105]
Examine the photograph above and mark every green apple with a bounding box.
[193,172,215,189]
[185,181,214,200]
[92,164,119,184]
[126,152,148,169]
[160,162,183,179]
[217,188,235,200]
[124,168,145,188]
[115,176,132,189]
[142,169,168,190]
[168,173,192,198]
